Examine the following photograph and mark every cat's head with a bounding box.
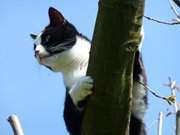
[31,7,79,71]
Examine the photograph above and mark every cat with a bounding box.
[31,7,147,135]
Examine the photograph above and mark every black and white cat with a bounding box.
[31,7,147,135]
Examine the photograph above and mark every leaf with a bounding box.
[164,96,176,104]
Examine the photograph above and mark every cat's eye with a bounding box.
[33,43,36,50]
[45,35,51,42]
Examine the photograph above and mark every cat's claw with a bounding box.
[69,76,94,106]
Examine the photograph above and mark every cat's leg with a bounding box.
[69,76,93,108]
[130,115,147,135]
[63,76,93,135]
[64,92,83,135]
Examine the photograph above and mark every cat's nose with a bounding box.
[34,45,49,58]
[34,50,45,58]
[35,49,49,58]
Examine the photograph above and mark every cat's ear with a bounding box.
[48,7,65,26]
[30,33,37,39]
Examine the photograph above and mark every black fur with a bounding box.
[130,115,147,135]
[42,21,78,54]
[64,91,82,135]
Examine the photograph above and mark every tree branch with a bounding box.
[144,15,180,25]
[168,0,180,18]
[157,112,164,135]
[144,0,180,25]
[7,114,24,135]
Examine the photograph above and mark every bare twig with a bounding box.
[144,15,180,25]
[168,0,180,18]
[7,114,24,135]
[144,0,180,25]
[137,80,174,104]
[157,112,164,135]
[171,88,178,112]
[164,77,179,112]
[166,111,176,117]
[164,77,180,91]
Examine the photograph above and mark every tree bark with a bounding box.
[82,0,144,135]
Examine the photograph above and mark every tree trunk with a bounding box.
[82,0,144,135]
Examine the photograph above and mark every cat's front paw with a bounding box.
[69,76,93,106]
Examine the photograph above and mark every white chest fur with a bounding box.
[43,36,91,88]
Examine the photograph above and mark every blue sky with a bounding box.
[0,0,179,135]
